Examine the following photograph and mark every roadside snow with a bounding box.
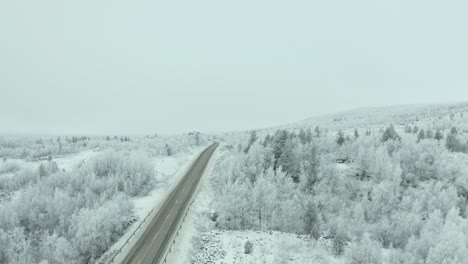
[192,230,342,264]
[132,149,205,225]
[98,145,207,264]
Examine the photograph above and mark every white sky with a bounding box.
[1,0,467,134]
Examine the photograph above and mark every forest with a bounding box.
[210,111,468,263]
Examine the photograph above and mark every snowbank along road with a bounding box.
[120,142,219,264]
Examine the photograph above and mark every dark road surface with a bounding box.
[120,142,219,264]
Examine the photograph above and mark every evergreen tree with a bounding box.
[336,130,345,146]
[417,129,426,143]
[302,144,319,190]
[298,129,307,144]
[382,124,400,142]
[315,126,321,137]
[278,138,300,181]
[354,129,359,140]
[244,131,258,153]
[263,134,271,147]
[434,130,443,141]
[303,200,320,239]
[305,128,313,143]
[165,144,173,156]
[446,134,464,152]
[273,130,288,171]
[450,126,458,135]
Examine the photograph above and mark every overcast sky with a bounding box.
[1,0,467,135]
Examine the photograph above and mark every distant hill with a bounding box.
[288,102,468,132]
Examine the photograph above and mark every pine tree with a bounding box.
[451,127,458,135]
[305,128,313,143]
[336,130,345,146]
[165,144,173,156]
[417,129,426,143]
[303,200,320,239]
[354,129,359,140]
[315,126,321,137]
[244,131,258,153]
[382,124,400,142]
[434,130,443,141]
[446,134,463,152]
[273,130,288,171]
[263,134,271,147]
[298,129,307,144]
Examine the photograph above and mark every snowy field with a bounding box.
[192,230,342,264]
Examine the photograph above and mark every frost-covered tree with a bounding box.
[434,130,443,141]
[332,224,348,256]
[165,144,173,156]
[244,130,258,153]
[451,126,458,135]
[404,124,412,133]
[426,129,434,139]
[381,124,400,142]
[298,129,307,144]
[446,134,464,152]
[70,194,132,262]
[301,144,320,190]
[315,126,321,137]
[273,130,288,171]
[417,129,426,143]
[303,200,320,239]
[354,129,360,140]
[39,163,47,177]
[336,130,345,146]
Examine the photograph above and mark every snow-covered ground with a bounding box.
[192,230,342,264]
[47,149,100,171]
[98,145,207,264]
[1,149,100,174]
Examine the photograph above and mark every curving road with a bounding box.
[120,142,219,264]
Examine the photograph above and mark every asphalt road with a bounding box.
[120,142,219,264]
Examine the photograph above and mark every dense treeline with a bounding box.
[212,124,468,263]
